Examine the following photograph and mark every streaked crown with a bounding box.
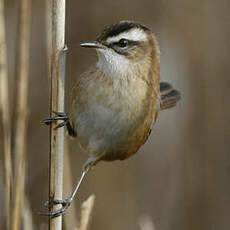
[98,21,150,41]
[97,21,153,58]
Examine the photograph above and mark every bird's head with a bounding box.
[81,21,159,76]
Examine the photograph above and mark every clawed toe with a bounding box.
[43,198,70,207]
[40,205,69,218]
[52,111,68,117]
[42,117,58,125]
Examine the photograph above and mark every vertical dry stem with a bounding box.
[0,0,12,229]
[63,139,78,230]
[22,188,34,230]
[11,0,31,229]
[78,195,96,230]
[139,215,156,230]
[48,0,66,229]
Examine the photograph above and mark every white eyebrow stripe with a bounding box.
[106,28,147,43]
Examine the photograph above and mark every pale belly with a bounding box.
[72,78,158,161]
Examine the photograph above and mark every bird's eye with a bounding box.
[118,39,128,48]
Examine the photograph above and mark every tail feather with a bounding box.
[160,82,181,110]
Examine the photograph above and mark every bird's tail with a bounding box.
[160,82,181,110]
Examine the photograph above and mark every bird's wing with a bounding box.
[160,82,181,110]
[69,68,99,137]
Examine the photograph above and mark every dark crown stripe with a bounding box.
[98,21,150,41]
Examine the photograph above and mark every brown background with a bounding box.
[1,0,230,229]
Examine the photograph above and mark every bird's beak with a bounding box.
[80,41,106,49]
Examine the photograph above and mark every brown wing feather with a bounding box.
[160,82,181,110]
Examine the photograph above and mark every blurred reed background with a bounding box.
[1,0,230,229]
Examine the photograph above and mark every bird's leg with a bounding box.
[40,157,99,218]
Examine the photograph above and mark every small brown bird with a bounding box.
[43,21,180,217]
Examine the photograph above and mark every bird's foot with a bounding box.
[40,197,72,218]
[42,111,69,129]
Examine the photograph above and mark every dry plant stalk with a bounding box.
[139,215,156,230]
[0,0,12,229]
[78,195,96,230]
[22,176,34,230]
[48,0,66,229]
[11,0,31,229]
[63,139,78,229]
[22,196,34,230]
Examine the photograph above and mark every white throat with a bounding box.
[96,49,130,77]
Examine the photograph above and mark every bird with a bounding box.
[42,21,181,217]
